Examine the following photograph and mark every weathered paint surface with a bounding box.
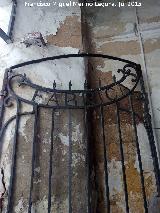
[83,0,160,212]
[0,0,160,212]
[0,1,87,212]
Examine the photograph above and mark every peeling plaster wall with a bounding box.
[0,0,12,34]
[0,0,85,89]
[1,0,160,212]
[0,1,87,212]
[83,0,160,212]
[83,0,160,144]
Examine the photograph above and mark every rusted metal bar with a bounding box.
[7,100,20,213]
[129,94,148,212]
[28,105,39,213]
[48,109,55,213]
[100,106,110,212]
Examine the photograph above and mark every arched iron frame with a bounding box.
[0,53,160,213]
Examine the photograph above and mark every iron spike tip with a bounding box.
[113,75,116,82]
[69,81,72,90]
[53,80,56,88]
[84,80,88,89]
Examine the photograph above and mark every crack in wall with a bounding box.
[0,168,6,212]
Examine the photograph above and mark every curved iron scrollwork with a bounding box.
[0,53,160,213]
[4,53,142,109]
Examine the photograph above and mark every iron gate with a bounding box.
[0,53,160,213]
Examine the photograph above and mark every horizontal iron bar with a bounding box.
[10,53,139,70]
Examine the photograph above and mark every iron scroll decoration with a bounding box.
[0,53,160,213]
[0,53,143,143]
[4,53,142,109]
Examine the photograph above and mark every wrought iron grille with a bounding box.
[0,53,160,213]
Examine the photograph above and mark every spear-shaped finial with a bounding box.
[84,80,88,89]
[69,80,72,90]
[113,75,116,83]
[53,80,56,89]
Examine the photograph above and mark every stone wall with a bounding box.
[82,0,160,212]
[0,1,87,212]
[0,0,160,212]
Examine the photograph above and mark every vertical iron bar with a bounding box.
[0,70,8,134]
[140,75,160,196]
[84,106,91,213]
[100,106,110,212]
[28,105,38,213]
[48,109,55,213]
[115,102,129,213]
[7,99,20,213]
[113,75,129,212]
[83,85,91,213]
[129,94,148,212]
[68,109,72,213]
